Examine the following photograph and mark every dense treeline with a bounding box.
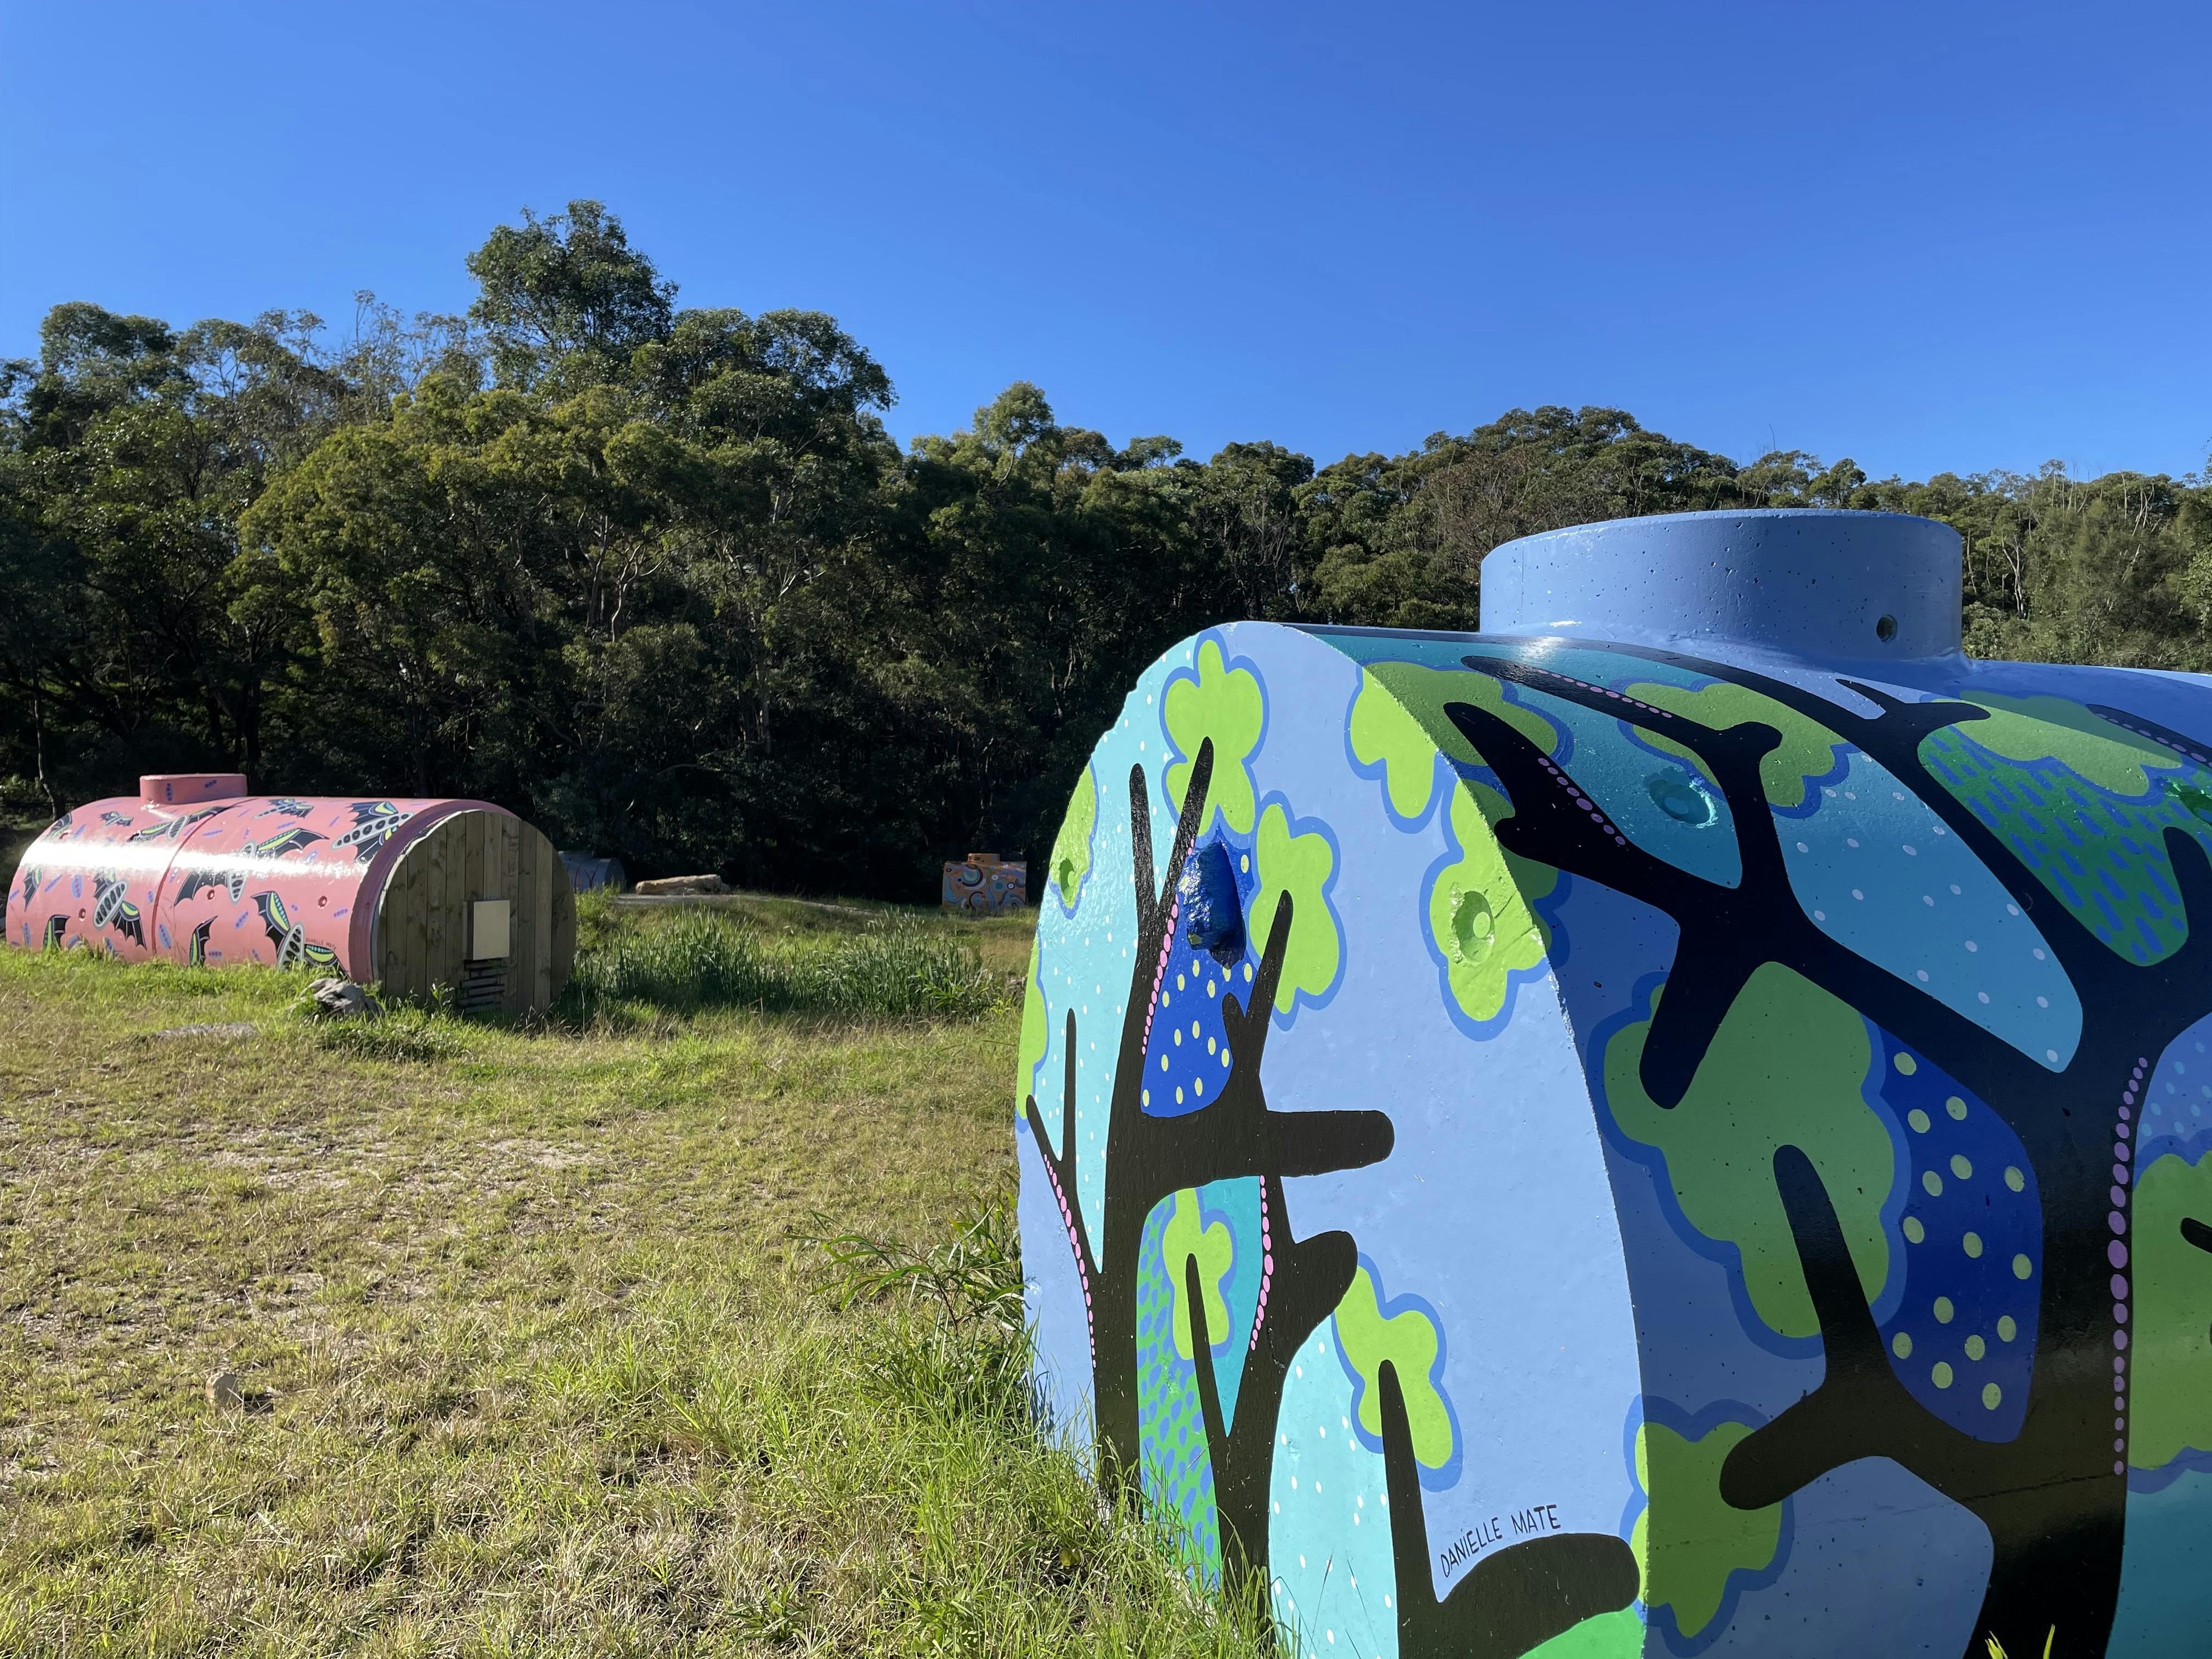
[5,202,2209,897]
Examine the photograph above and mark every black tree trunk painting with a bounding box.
[1024,737,1394,1565]
[1443,646,2212,1659]
[1028,735,1643,1656]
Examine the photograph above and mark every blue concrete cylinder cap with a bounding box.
[1479,508,1963,662]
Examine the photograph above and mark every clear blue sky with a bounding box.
[3,1,2206,481]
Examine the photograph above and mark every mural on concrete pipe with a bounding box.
[1018,622,2212,1658]
[12,793,443,973]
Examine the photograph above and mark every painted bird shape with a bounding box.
[257,798,313,818]
[17,865,41,909]
[187,918,213,967]
[177,867,249,904]
[128,804,225,842]
[90,871,146,947]
[334,800,413,862]
[241,826,326,859]
[99,810,134,826]
[252,889,340,971]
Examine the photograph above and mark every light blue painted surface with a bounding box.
[1023,511,2212,1658]
[1479,509,1964,665]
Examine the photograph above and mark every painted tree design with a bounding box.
[1027,736,1640,1657]
[1026,740,1392,1562]
[1442,645,2212,1659]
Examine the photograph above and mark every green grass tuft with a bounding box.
[309,1003,471,1063]
[562,909,1005,1025]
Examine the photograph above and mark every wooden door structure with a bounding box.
[373,809,575,1017]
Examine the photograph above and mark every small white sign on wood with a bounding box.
[468,898,511,961]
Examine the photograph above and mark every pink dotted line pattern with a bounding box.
[2111,1055,2147,1476]
[2096,710,2212,769]
[1250,1176,1274,1353]
[1517,664,1680,722]
[1534,753,1630,848]
[1141,893,1182,1052]
[1038,1135,1096,1367]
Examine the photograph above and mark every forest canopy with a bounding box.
[5,201,2209,898]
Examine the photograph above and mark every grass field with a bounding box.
[0,896,1268,1656]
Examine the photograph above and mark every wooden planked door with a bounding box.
[373,809,575,1017]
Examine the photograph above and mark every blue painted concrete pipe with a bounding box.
[1018,508,2212,1658]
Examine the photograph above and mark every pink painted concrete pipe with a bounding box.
[7,774,508,977]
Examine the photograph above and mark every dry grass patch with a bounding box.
[0,923,1266,1657]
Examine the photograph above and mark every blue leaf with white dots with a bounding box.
[1139,918,1244,1116]
[1873,1035,2041,1441]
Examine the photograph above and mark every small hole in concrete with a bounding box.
[1875,614,1899,644]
